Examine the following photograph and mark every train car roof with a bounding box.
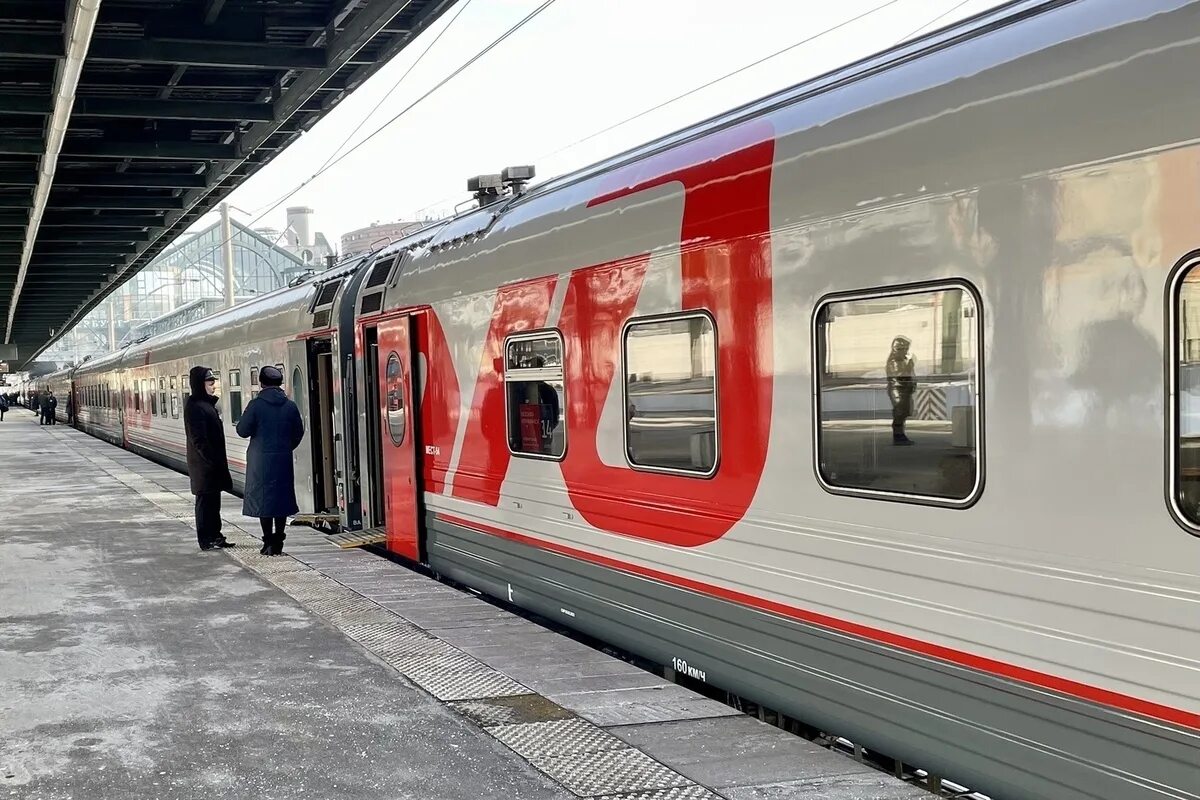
[384,0,1169,307]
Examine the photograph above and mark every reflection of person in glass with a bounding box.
[886,335,916,445]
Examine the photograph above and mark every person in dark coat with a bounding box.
[184,366,235,551]
[40,392,55,425]
[0,393,8,421]
[236,365,304,555]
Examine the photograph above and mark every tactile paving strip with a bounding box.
[392,652,492,677]
[342,629,457,660]
[489,718,627,760]
[306,594,387,619]
[530,748,691,797]
[603,787,723,800]
[403,666,530,702]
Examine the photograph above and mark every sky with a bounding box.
[195,0,1008,247]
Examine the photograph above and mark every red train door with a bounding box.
[377,315,421,560]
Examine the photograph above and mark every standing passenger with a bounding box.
[46,393,57,425]
[236,365,304,556]
[184,367,235,551]
[0,393,8,421]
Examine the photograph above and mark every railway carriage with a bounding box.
[41,2,1200,798]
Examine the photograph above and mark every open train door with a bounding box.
[376,315,421,560]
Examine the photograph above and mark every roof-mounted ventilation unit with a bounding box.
[501,165,535,196]
[468,173,504,207]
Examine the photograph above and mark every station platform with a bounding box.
[1,412,929,800]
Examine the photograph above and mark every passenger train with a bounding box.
[27,2,1200,797]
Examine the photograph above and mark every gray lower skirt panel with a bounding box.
[427,515,1200,800]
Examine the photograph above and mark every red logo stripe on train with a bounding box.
[441,122,776,547]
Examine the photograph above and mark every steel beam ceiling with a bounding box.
[0,0,459,366]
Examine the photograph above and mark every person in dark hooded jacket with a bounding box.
[184,366,235,550]
[236,365,304,555]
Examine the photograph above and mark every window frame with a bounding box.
[620,310,720,478]
[502,328,568,462]
[1166,254,1200,536]
[810,279,985,509]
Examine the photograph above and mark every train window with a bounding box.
[504,332,565,459]
[159,377,167,417]
[814,283,982,504]
[385,352,406,446]
[1172,262,1200,528]
[151,386,158,416]
[291,367,303,417]
[134,381,141,412]
[180,375,187,413]
[228,369,243,423]
[250,367,258,386]
[623,314,717,475]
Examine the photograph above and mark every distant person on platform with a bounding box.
[236,365,304,556]
[41,392,57,425]
[0,393,8,421]
[184,367,235,551]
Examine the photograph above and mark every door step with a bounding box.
[290,512,342,535]
[326,526,387,549]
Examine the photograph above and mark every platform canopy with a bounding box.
[0,0,456,367]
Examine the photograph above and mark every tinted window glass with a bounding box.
[385,353,406,446]
[505,334,565,458]
[624,315,716,474]
[1176,267,1200,523]
[816,286,980,501]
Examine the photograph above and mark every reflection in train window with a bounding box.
[385,353,406,446]
[815,285,981,502]
[228,369,243,424]
[623,314,717,475]
[291,368,303,418]
[504,332,565,459]
[1174,265,1200,526]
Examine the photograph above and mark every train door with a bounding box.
[287,340,317,514]
[362,326,387,528]
[312,345,337,512]
[376,316,421,560]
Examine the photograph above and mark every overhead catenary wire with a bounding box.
[143,0,562,304]
[250,0,478,218]
[410,0,937,220]
[894,0,976,44]
[317,0,477,174]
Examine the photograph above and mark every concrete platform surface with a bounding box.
[1,413,931,800]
